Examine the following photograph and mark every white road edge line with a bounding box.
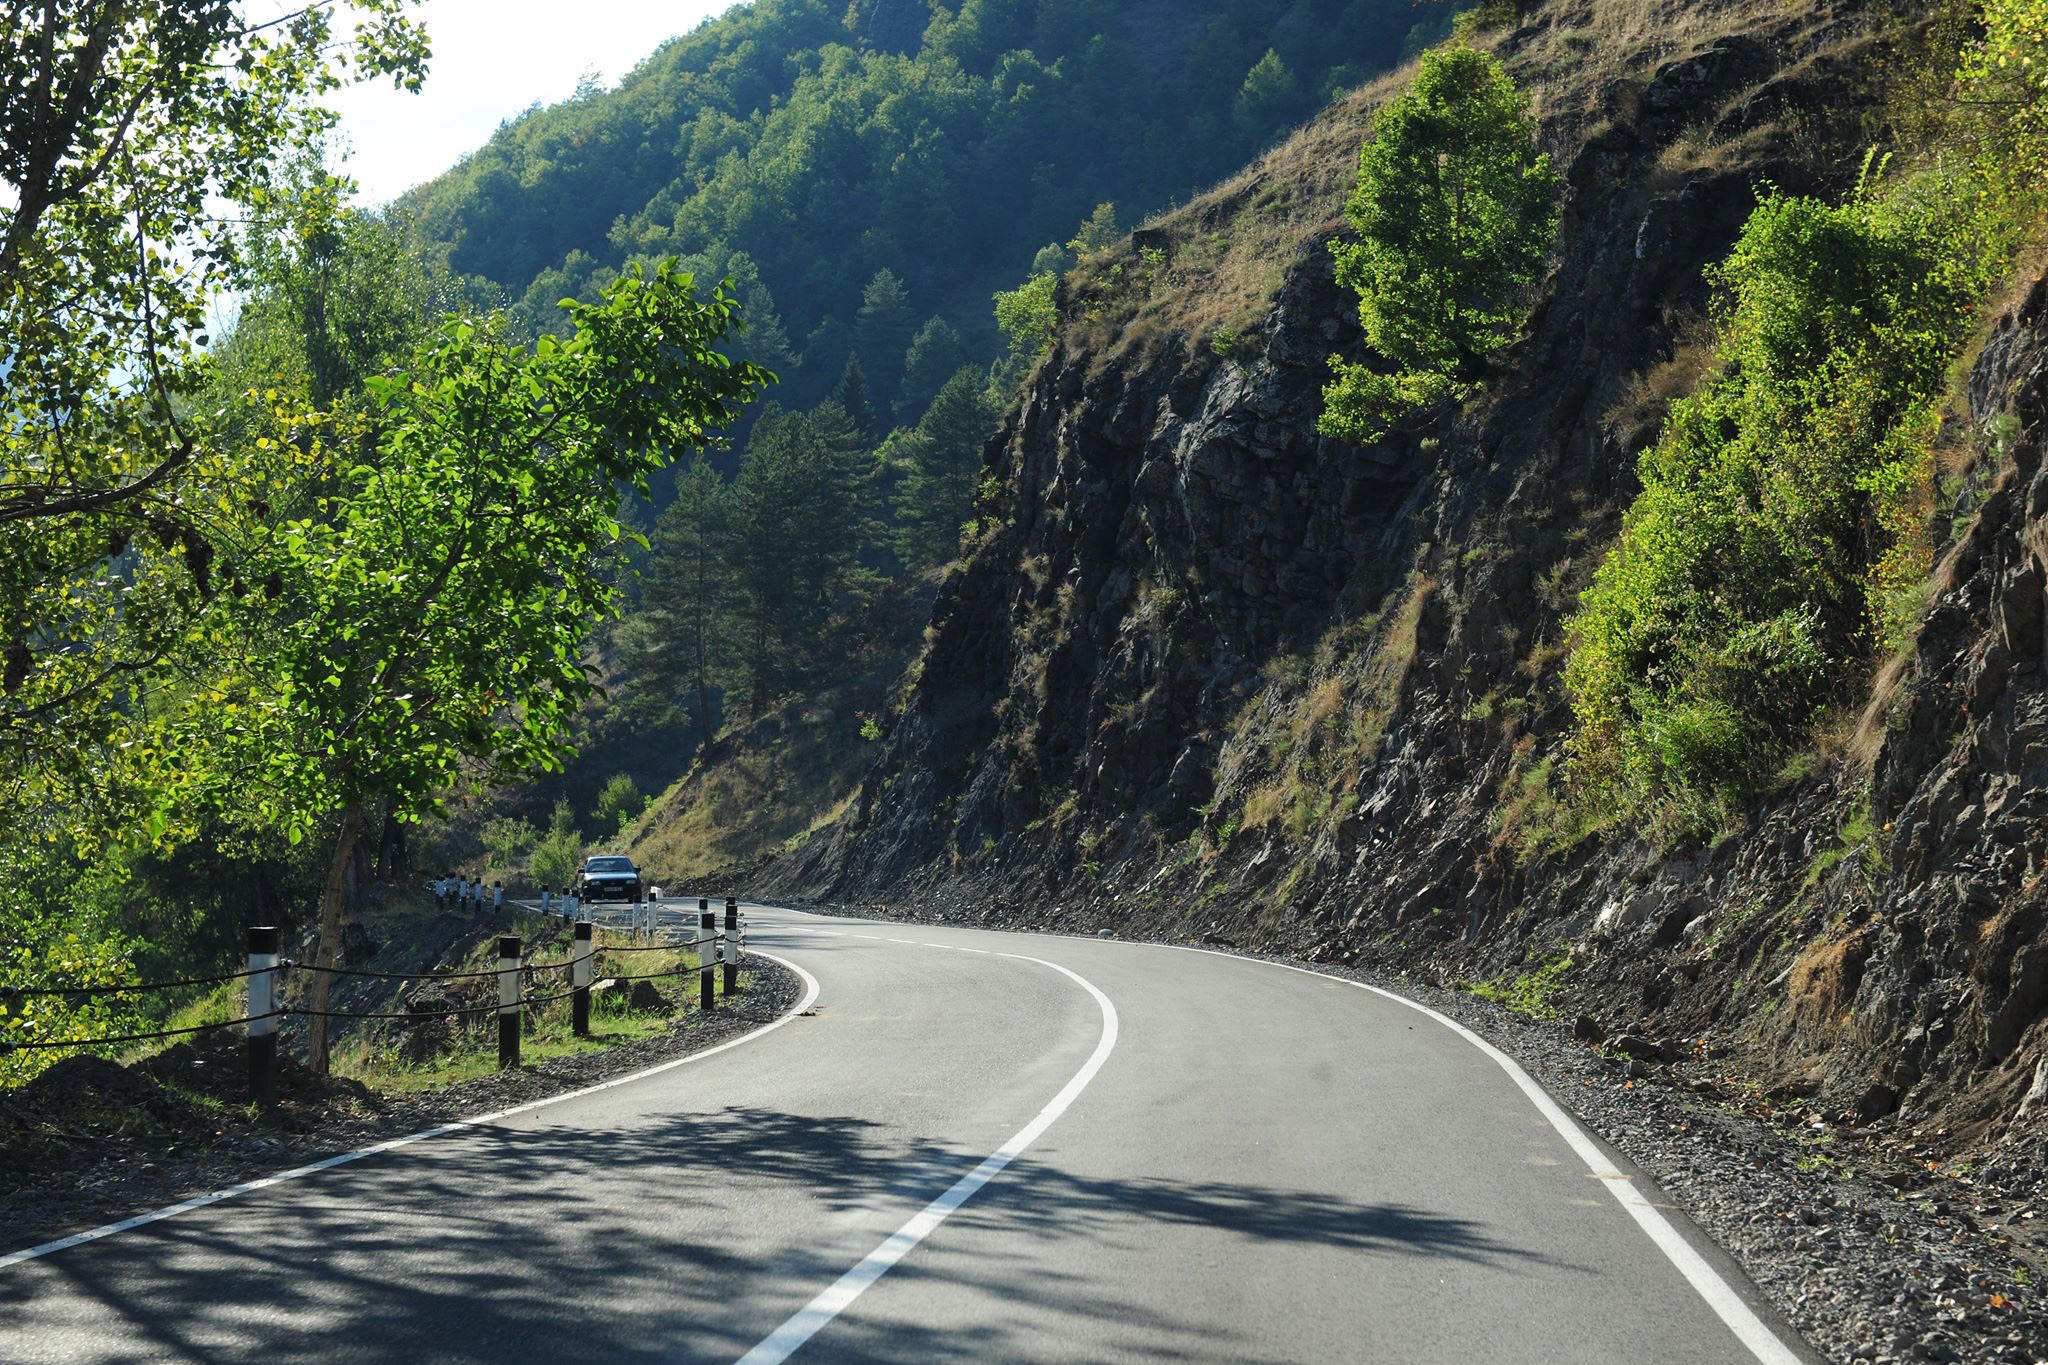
[737,930,1119,1365]
[1148,939,1805,1365]
[0,950,822,1272]
[775,910,1802,1365]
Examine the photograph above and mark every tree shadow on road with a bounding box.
[0,1104,1581,1363]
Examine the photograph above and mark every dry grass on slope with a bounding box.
[1059,0,1842,368]
[622,695,868,885]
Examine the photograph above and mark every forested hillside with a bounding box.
[406,0,1458,885]
[403,0,1437,412]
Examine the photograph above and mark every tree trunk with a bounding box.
[697,671,713,761]
[306,802,367,1075]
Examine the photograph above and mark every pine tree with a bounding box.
[855,267,915,405]
[893,367,1000,568]
[725,406,867,715]
[1235,49,1303,134]
[832,351,875,441]
[633,459,737,757]
[897,316,967,419]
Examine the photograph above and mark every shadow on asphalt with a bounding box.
[0,1105,1578,1362]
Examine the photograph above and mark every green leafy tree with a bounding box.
[0,0,426,822]
[176,263,766,1070]
[1957,0,2048,210]
[596,773,644,837]
[993,270,1060,376]
[1066,201,1121,259]
[529,801,584,891]
[479,816,536,871]
[1320,45,1558,441]
[0,848,139,1084]
[1029,241,1074,277]
[893,368,1001,567]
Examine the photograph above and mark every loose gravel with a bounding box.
[801,896,2048,1365]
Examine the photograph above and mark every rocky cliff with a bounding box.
[764,0,2048,1169]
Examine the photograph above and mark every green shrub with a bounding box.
[528,800,584,891]
[479,815,536,870]
[595,774,643,836]
[1566,180,1989,814]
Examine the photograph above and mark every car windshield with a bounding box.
[585,857,635,873]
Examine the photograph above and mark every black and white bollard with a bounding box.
[571,921,593,1038]
[493,882,504,914]
[723,897,739,994]
[540,888,552,916]
[246,925,280,1105]
[698,898,716,1013]
[497,935,522,1070]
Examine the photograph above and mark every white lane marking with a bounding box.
[765,909,1803,1365]
[737,930,1119,1365]
[1128,938,1803,1365]
[0,950,822,1271]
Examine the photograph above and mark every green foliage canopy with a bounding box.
[1320,44,1558,441]
[892,367,1002,568]
[1565,186,1990,811]
[407,0,1424,405]
[0,0,427,826]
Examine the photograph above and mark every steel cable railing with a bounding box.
[1,910,748,1085]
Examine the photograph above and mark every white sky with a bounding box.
[322,0,744,206]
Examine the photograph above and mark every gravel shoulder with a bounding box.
[0,954,802,1257]
[783,897,2047,1365]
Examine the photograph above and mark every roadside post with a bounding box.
[494,882,504,914]
[246,925,280,1105]
[723,897,739,994]
[497,935,522,1070]
[540,888,552,916]
[571,921,593,1038]
[698,898,716,1012]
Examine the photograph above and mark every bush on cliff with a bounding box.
[1320,44,1558,442]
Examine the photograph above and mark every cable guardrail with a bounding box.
[0,894,752,1097]
[1,964,280,999]
[0,1009,294,1051]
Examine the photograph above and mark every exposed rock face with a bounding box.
[766,4,2047,1160]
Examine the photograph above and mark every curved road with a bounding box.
[1,904,1814,1363]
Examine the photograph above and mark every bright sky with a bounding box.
[322,0,744,206]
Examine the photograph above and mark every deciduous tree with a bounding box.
[178,262,765,1070]
[1320,44,1557,441]
[0,1,428,811]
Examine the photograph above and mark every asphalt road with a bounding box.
[0,903,1815,1363]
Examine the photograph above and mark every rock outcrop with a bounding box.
[764,0,2047,1164]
